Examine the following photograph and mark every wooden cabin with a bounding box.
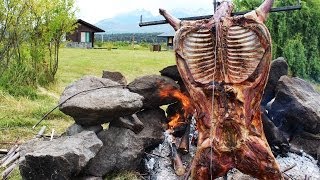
[157,30,175,49]
[66,19,105,48]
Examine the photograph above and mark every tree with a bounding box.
[0,0,76,96]
[233,0,320,82]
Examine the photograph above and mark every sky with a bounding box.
[75,0,214,23]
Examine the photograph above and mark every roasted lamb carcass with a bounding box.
[160,0,283,179]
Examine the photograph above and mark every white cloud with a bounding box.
[75,0,214,23]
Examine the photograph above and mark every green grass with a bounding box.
[0,48,175,179]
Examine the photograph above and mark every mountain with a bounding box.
[95,8,213,34]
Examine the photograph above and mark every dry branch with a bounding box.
[1,162,17,180]
[1,152,20,168]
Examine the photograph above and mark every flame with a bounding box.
[159,87,193,129]
[168,113,182,128]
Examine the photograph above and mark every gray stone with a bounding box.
[85,108,165,177]
[59,76,143,126]
[261,108,289,156]
[128,75,180,109]
[19,131,103,180]
[65,124,103,136]
[102,71,127,85]
[262,57,288,106]
[109,114,144,134]
[159,65,182,81]
[269,76,320,134]
[290,132,320,159]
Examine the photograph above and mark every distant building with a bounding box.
[157,30,175,49]
[66,19,105,48]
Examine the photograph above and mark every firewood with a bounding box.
[0,149,8,154]
[178,125,190,155]
[1,162,17,180]
[0,145,18,164]
[1,152,20,168]
[50,129,55,141]
[167,132,185,176]
[36,126,46,138]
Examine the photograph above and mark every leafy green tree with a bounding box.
[0,0,76,96]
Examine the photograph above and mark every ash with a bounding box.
[277,152,320,180]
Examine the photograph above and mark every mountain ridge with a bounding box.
[94,8,213,34]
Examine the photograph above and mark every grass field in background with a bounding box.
[0,48,175,179]
[0,48,175,146]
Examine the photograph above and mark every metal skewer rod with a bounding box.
[139,5,301,27]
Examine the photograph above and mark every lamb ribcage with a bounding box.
[181,25,265,84]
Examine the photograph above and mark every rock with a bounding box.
[128,75,180,109]
[109,114,144,134]
[159,65,182,81]
[269,76,320,134]
[64,124,103,136]
[262,57,288,106]
[59,76,143,126]
[290,132,320,159]
[85,108,165,177]
[261,109,289,156]
[102,71,127,85]
[19,131,103,180]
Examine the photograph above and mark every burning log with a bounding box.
[169,139,185,176]
[178,124,190,155]
[166,131,186,176]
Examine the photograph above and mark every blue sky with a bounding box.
[75,0,213,23]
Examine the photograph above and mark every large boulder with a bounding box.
[159,65,182,82]
[59,76,143,126]
[290,132,320,159]
[19,131,103,180]
[261,109,289,156]
[85,108,165,177]
[262,57,288,106]
[128,75,180,109]
[269,76,320,134]
[102,71,127,85]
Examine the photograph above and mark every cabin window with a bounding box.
[168,37,173,44]
[80,32,90,43]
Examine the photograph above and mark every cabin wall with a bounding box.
[66,23,98,48]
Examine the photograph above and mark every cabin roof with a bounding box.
[77,19,105,32]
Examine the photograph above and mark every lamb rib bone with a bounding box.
[160,0,283,179]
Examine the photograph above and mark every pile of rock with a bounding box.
[261,57,320,162]
[19,71,183,179]
[18,57,320,179]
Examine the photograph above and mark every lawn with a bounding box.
[0,48,175,179]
